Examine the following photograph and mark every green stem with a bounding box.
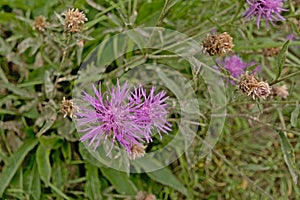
[270,70,300,86]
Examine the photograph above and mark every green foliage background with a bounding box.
[0,0,300,199]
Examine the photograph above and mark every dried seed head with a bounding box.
[136,191,156,200]
[33,16,47,32]
[61,97,78,118]
[129,144,146,160]
[252,81,271,100]
[262,47,281,57]
[238,74,271,100]
[63,8,87,33]
[272,85,289,99]
[202,32,234,57]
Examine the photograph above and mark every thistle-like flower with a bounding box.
[76,81,171,155]
[63,8,87,33]
[129,144,146,160]
[243,0,287,29]
[130,85,172,142]
[202,32,234,57]
[215,55,260,85]
[33,16,47,32]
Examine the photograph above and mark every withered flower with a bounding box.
[239,73,271,100]
[262,47,281,57]
[61,97,78,118]
[63,8,87,33]
[136,191,156,200]
[33,16,47,32]
[272,85,289,99]
[129,144,146,160]
[202,32,234,57]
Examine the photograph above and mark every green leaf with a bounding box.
[44,70,55,99]
[290,102,299,127]
[278,131,298,184]
[135,158,188,196]
[100,167,137,195]
[51,151,67,191]
[39,135,63,149]
[136,0,164,26]
[24,163,41,200]
[48,182,70,200]
[85,163,102,200]
[36,144,51,186]
[0,138,38,197]
[275,40,290,80]
[36,108,57,137]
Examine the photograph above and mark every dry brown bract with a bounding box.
[61,97,78,118]
[63,8,87,33]
[202,32,234,57]
[239,74,271,100]
[272,85,289,99]
[129,144,146,160]
[262,47,281,57]
[33,16,47,32]
[136,191,156,200]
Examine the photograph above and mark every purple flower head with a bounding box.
[217,55,248,78]
[76,80,171,155]
[215,55,261,85]
[243,0,287,29]
[130,86,172,142]
[286,33,300,41]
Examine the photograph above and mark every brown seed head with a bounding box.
[136,191,156,200]
[33,16,47,32]
[61,97,78,118]
[272,85,289,99]
[262,47,281,57]
[63,8,87,33]
[239,74,271,100]
[129,144,146,160]
[202,32,234,57]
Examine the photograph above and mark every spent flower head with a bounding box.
[202,32,234,57]
[243,0,287,29]
[76,80,171,155]
[61,97,78,118]
[33,16,47,32]
[239,73,271,100]
[63,8,87,33]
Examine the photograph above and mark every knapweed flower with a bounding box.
[243,0,287,29]
[130,85,172,142]
[239,73,271,99]
[76,80,171,155]
[33,16,47,32]
[62,8,87,33]
[202,32,234,57]
[61,97,78,118]
[215,55,261,85]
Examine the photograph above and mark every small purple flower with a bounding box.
[215,55,261,85]
[76,80,171,155]
[243,0,287,29]
[286,33,300,41]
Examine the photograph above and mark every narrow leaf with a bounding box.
[276,40,290,80]
[135,158,188,196]
[100,167,137,195]
[290,102,299,127]
[85,163,102,200]
[24,163,41,200]
[36,144,51,186]
[36,109,57,137]
[278,131,298,184]
[0,139,38,197]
